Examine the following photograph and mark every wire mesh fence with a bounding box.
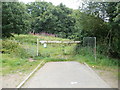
[22,42,37,57]
[36,39,78,60]
[83,37,96,61]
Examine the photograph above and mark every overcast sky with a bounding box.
[19,0,83,9]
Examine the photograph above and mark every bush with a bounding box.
[11,34,37,44]
[2,39,28,58]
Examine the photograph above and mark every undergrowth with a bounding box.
[73,46,118,71]
[1,34,72,75]
[1,34,119,76]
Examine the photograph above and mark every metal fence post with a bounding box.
[37,38,39,56]
[94,37,96,62]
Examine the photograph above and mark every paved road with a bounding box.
[22,61,110,88]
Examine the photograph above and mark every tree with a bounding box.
[106,2,120,58]
[53,3,75,38]
[26,2,56,33]
[71,9,108,41]
[27,2,76,38]
[2,2,30,37]
[80,1,120,58]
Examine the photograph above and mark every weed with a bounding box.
[1,34,118,77]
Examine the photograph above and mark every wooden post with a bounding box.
[37,38,39,56]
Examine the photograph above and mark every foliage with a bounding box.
[2,39,28,58]
[1,34,74,75]
[73,47,119,67]
[26,2,75,38]
[2,1,120,59]
[106,2,120,58]
[2,2,30,37]
[80,2,120,58]
[1,34,118,76]
[1,1,119,78]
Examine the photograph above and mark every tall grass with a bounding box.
[74,45,118,70]
[1,34,74,75]
[1,34,118,75]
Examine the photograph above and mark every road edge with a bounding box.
[17,60,45,88]
[84,62,111,88]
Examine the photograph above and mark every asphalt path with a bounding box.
[22,61,110,88]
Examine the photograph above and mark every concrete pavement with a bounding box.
[22,61,110,88]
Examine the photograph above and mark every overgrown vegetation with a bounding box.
[1,34,118,76]
[2,40,28,58]
[1,34,74,75]
[74,47,118,68]
[1,1,119,76]
[1,35,37,75]
[2,1,120,59]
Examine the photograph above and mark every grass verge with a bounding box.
[1,34,119,78]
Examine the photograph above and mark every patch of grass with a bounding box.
[33,56,45,60]
[1,54,42,75]
[72,54,118,71]
[10,34,38,44]
[44,57,69,62]
[74,46,118,68]
[11,34,70,44]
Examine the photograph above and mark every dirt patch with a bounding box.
[92,68,118,88]
[1,73,27,88]
[28,58,36,62]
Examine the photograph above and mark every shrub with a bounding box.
[2,40,28,58]
[12,34,37,44]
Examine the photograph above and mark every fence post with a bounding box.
[37,38,39,56]
[94,37,96,62]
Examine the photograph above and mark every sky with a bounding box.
[19,0,83,9]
